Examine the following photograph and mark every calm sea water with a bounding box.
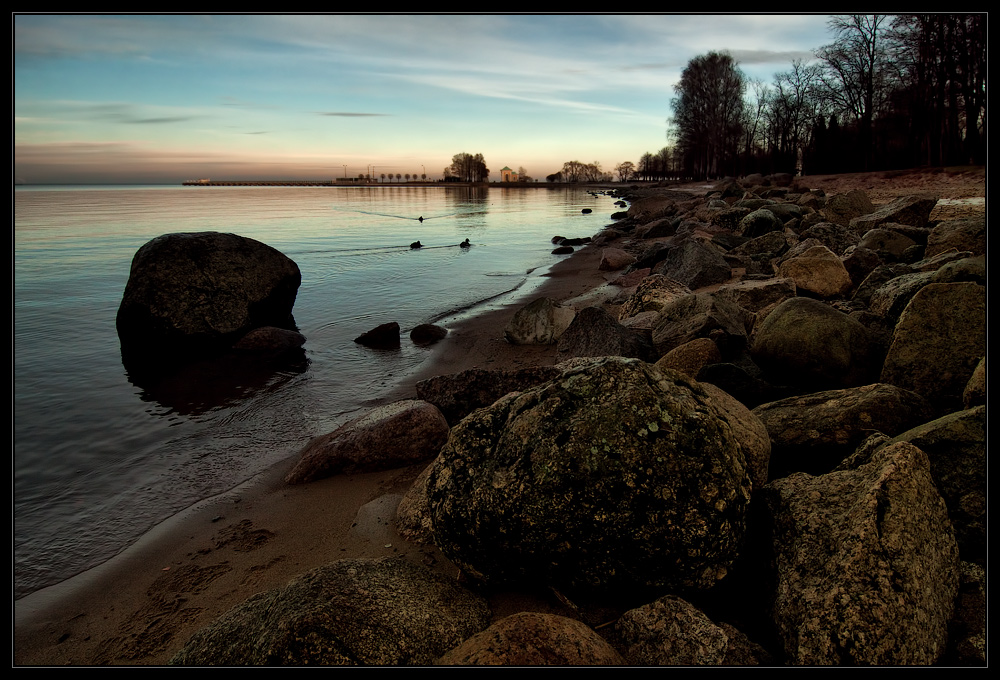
[14,183,613,599]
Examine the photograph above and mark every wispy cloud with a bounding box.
[319,112,390,117]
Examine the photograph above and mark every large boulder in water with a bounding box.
[425,357,753,596]
[116,231,301,370]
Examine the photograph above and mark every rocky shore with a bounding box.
[14,167,985,666]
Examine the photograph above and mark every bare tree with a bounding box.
[815,15,893,170]
[671,51,747,179]
[615,161,635,182]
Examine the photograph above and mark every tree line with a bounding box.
[642,14,985,182]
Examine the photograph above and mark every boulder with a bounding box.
[284,399,450,484]
[556,306,652,361]
[963,357,985,408]
[617,275,692,322]
[169,557,491,666]
[751,383,933,479]
[653,337,722,379]
[435,612,622,665]
[614,594,773,665]
[504,297,576,345]
[651,239,732,291]
[355,321,401,349]
[821,189,875,226]
[425,358,753,595]
[714,278,797,314]
[798,222,860,256]
[116,231,301,369]
[750,297,881,390]
[858,227,918,260]
[775,245,852,298]
[736,208,785,238]
[410,323,448,345]
[650,292,751,360]
[414,365,563,426]
[599,247,637,271]
[760,441,960,665]
[880,282,985,414]
[924,217,986,258]
[867,270,938,324]
[231,326,306,355]
[849,194,938,231]
[878,405,986,561]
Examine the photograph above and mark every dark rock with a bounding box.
[556,306,652,361]
[751,383,934,479]
[231,326,306,355]
[116,231,301,371]
[750,297,881,390]
[614,594,773,665]
[736,209,784,238]
[354,321,401,349]
[877,405,986,562]
[415,365,563,426]
[849,194,938,231]
[879,282,985,415]
[925,217,986,258]
[551,245,574,254]
[410,323,448,345]
[651,239,732,291]
[284,399,450,484]
[650,292,751,360]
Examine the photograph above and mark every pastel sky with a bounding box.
[14,14,836,184]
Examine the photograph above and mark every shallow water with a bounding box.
[14,183,613,598]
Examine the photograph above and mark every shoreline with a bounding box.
[14,241,618,666]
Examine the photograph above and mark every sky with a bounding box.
[14,13,838,184]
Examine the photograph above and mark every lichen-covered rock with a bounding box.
[284,399,450,484]
[880,281,985,414]
[435,612,622,665]
[760,441,959,665]
[426,357,753,596]
[169,557,491,666]
[614,594,773,665]
[116,231,301,369]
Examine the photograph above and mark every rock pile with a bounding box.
[173,175,985,666]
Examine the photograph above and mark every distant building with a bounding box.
[500,166,519,182]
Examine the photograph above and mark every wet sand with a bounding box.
[14,242,618,666]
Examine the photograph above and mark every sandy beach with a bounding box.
[14,239,618,666]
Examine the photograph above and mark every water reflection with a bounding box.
[126,347,309,417]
